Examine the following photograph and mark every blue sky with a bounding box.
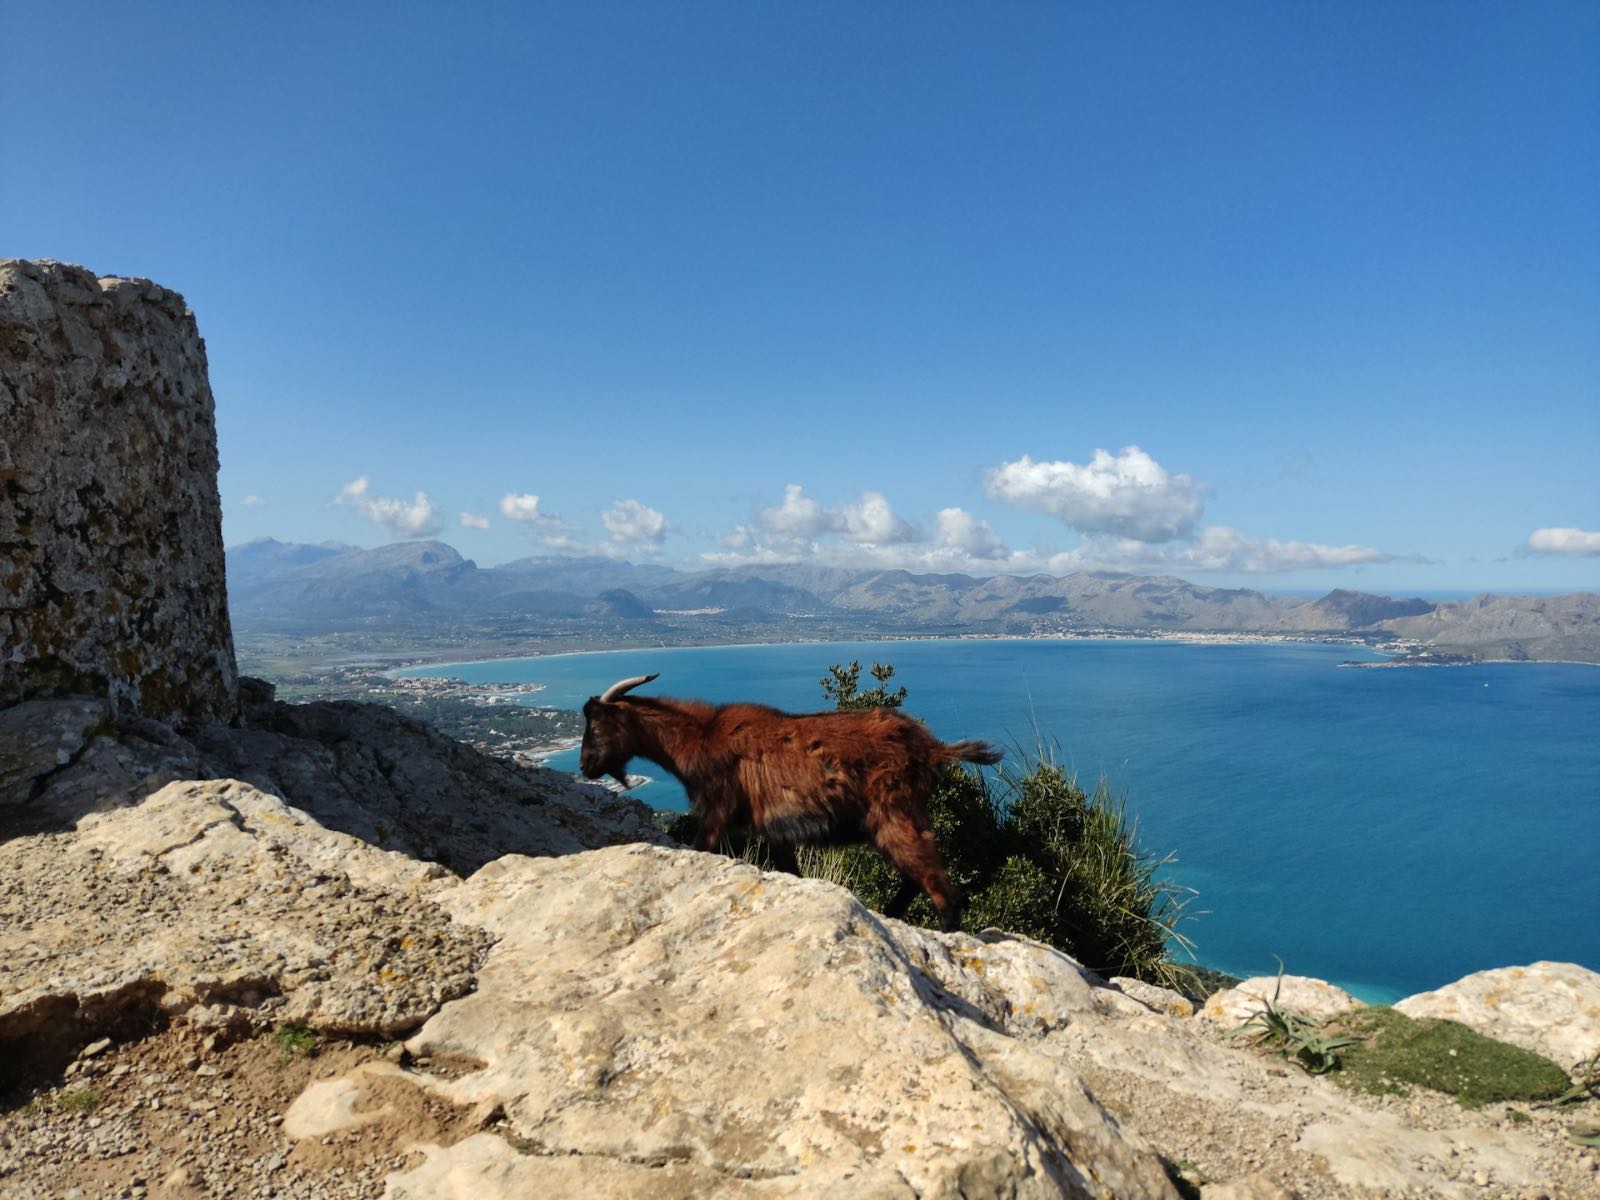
[5,1,1597,594]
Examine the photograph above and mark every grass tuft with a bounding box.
[1230,962,1359,1075]
[1550,1050,1600,1108]
[30,1086,105,1114]
[272,1022,319,1062]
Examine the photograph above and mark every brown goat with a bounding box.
[580,673,1001,931]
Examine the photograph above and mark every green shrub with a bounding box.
[272,1022,319,1062]
[53,1086,104,1114]
[666,660,1198,990]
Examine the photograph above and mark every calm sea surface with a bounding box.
[400,639,1600,1003]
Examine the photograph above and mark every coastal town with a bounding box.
[277,666,584,766]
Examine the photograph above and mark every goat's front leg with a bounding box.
[693,813,727,853]
[767,842,801,876]
[688,786,729,854]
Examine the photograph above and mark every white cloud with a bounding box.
[760,484,844,540]
[603,499,669,552]
[1519,527,1600,557]
[1044,526,1398,574]
[840,491,921,544]
[459,511,491,529]
[935,508,1009,560]
[500,492,550,524]
[241,494,266,510]
[985,446,1205,542]
[704,468,1397,578]
[499,491,580,549]
[705,518,1398,577]
[336,476,442,539]
[755,484,920,547]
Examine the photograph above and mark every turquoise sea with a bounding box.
[401,639,1600,1003]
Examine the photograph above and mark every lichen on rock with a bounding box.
[0,258,237,724]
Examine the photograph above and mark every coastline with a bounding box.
[386,630,1395,679]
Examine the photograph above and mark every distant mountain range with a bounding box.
[226,538,1600,664]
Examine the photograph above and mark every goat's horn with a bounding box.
[599,673,658,703]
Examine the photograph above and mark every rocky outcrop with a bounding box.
[1200,975,1360,1028]
[1395,962,1600,1070]
[5,790,1598,1198]
[0,259,237,724]
[0,779,484,1066]
[400,846,1176,1199]
[2,673,665,864]
[0,696,111,807]
[192,686,666,872]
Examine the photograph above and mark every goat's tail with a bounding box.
[938,739,1004,767]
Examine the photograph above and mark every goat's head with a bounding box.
[580,673,658,784]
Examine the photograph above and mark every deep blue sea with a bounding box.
[400,640,1600,1003]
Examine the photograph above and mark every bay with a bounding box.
[401,639,1600,1003]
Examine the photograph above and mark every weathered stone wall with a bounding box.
[0,259,237,724]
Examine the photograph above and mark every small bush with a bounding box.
[54,1086,104,1114]
[272,1023,319,1062]
[1329,1006,1570,1107]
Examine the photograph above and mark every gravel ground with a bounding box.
[7,1017,1597,1200]
[0,1027,481,1200]
[1079,1017,1600,1200]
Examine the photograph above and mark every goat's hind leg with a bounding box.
[866,806,961,933]
[691,803,728,855]
[767,841,801,876]
[883,876,920,920]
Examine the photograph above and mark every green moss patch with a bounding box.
[1329,1006,1569,1108]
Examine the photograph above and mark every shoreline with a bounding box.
[385,630,1398,679]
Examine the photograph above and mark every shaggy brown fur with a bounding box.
[581,686,1001,931]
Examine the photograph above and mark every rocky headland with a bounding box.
[3,259,1598,1199]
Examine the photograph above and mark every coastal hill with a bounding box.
[229,537,1600,665]
[7,259,1600,1197]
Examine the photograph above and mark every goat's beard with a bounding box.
[610,767,631,788]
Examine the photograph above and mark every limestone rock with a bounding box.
[8,689,666,867]
[0,778,488,1049]
[396,844,1179,1199]
[1200,975,1358,1028]
[1202,1175,1300,1200]
[192,693,669,873]
[6,710,203,832]
[1395,961,1600,1069]
[1111,975,1196,1018]
[0,697,110,807]
[390,1133,802,1200]
[0,259,237,724]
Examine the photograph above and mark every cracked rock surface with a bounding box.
[0,778,489,1047]
[4,803,1599,1198]
[0,259,237,723]
[9,684,668,869]
[398,845,1178,1199]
